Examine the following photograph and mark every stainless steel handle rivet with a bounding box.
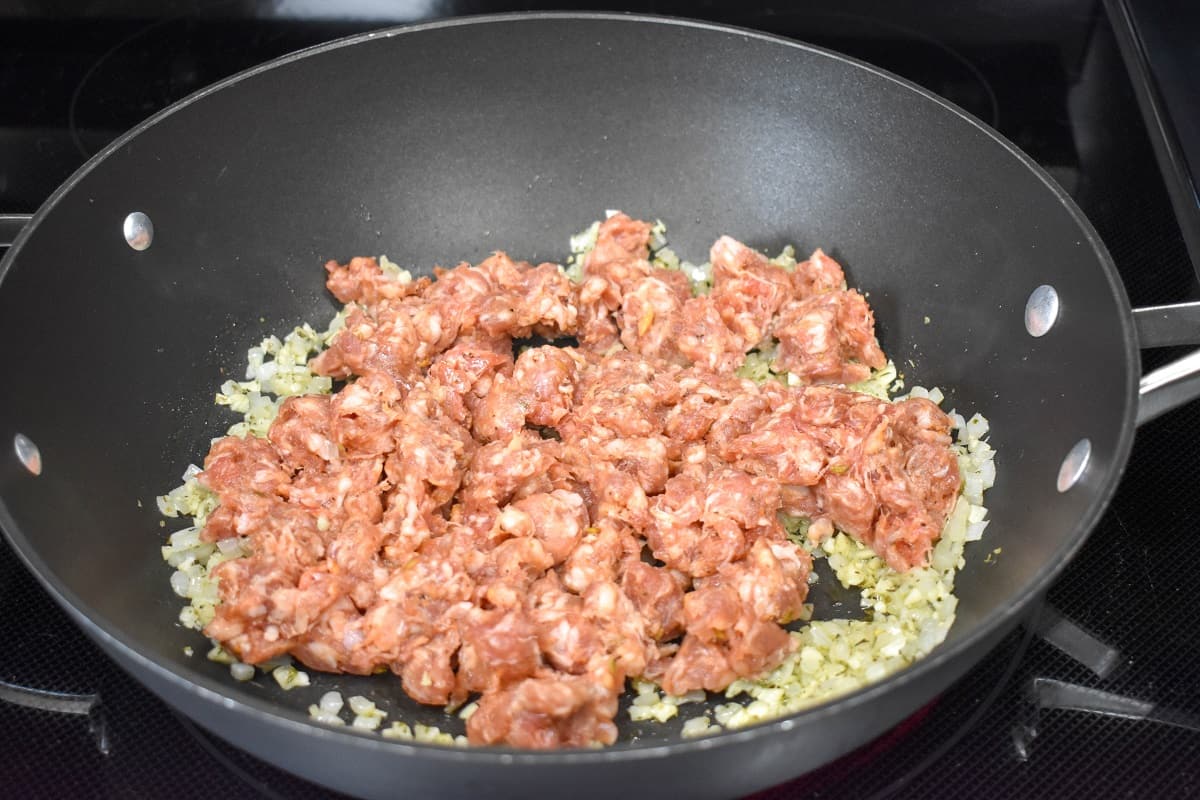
[1025,285,1059,337]
[13,433,42,476]
[123,212,154,251]
[1057,438,1090,492]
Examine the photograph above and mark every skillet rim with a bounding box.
[0,10,1140,765]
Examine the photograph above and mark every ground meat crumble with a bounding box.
[195,213,961,748]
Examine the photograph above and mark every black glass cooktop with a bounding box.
[1,3,1198,798]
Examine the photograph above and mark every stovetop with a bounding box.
[2,3,1199,798]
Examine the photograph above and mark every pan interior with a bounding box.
[0,15,1134,750]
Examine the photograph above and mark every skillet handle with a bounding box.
[0,214,32,249]
[1133,302,1200,425]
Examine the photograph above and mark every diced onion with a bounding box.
[353,714,383,730]
[169,571,190,597]
[681,717,717,738]
[348,696,377,716]
[273,666,311,690]
[318,691,344,714]
[965,520,990,542]
[230,663,255,681]
[979,458,996,489]
[966,413,989,440]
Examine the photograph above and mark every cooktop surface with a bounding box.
[1,2,1197,798]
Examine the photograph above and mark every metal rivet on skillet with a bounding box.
[1057,438,1091,492]
[123,211,154,251]
[1025,285,1059,337]
[13,433,42,476]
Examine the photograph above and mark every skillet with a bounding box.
[2,13,1199,799]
